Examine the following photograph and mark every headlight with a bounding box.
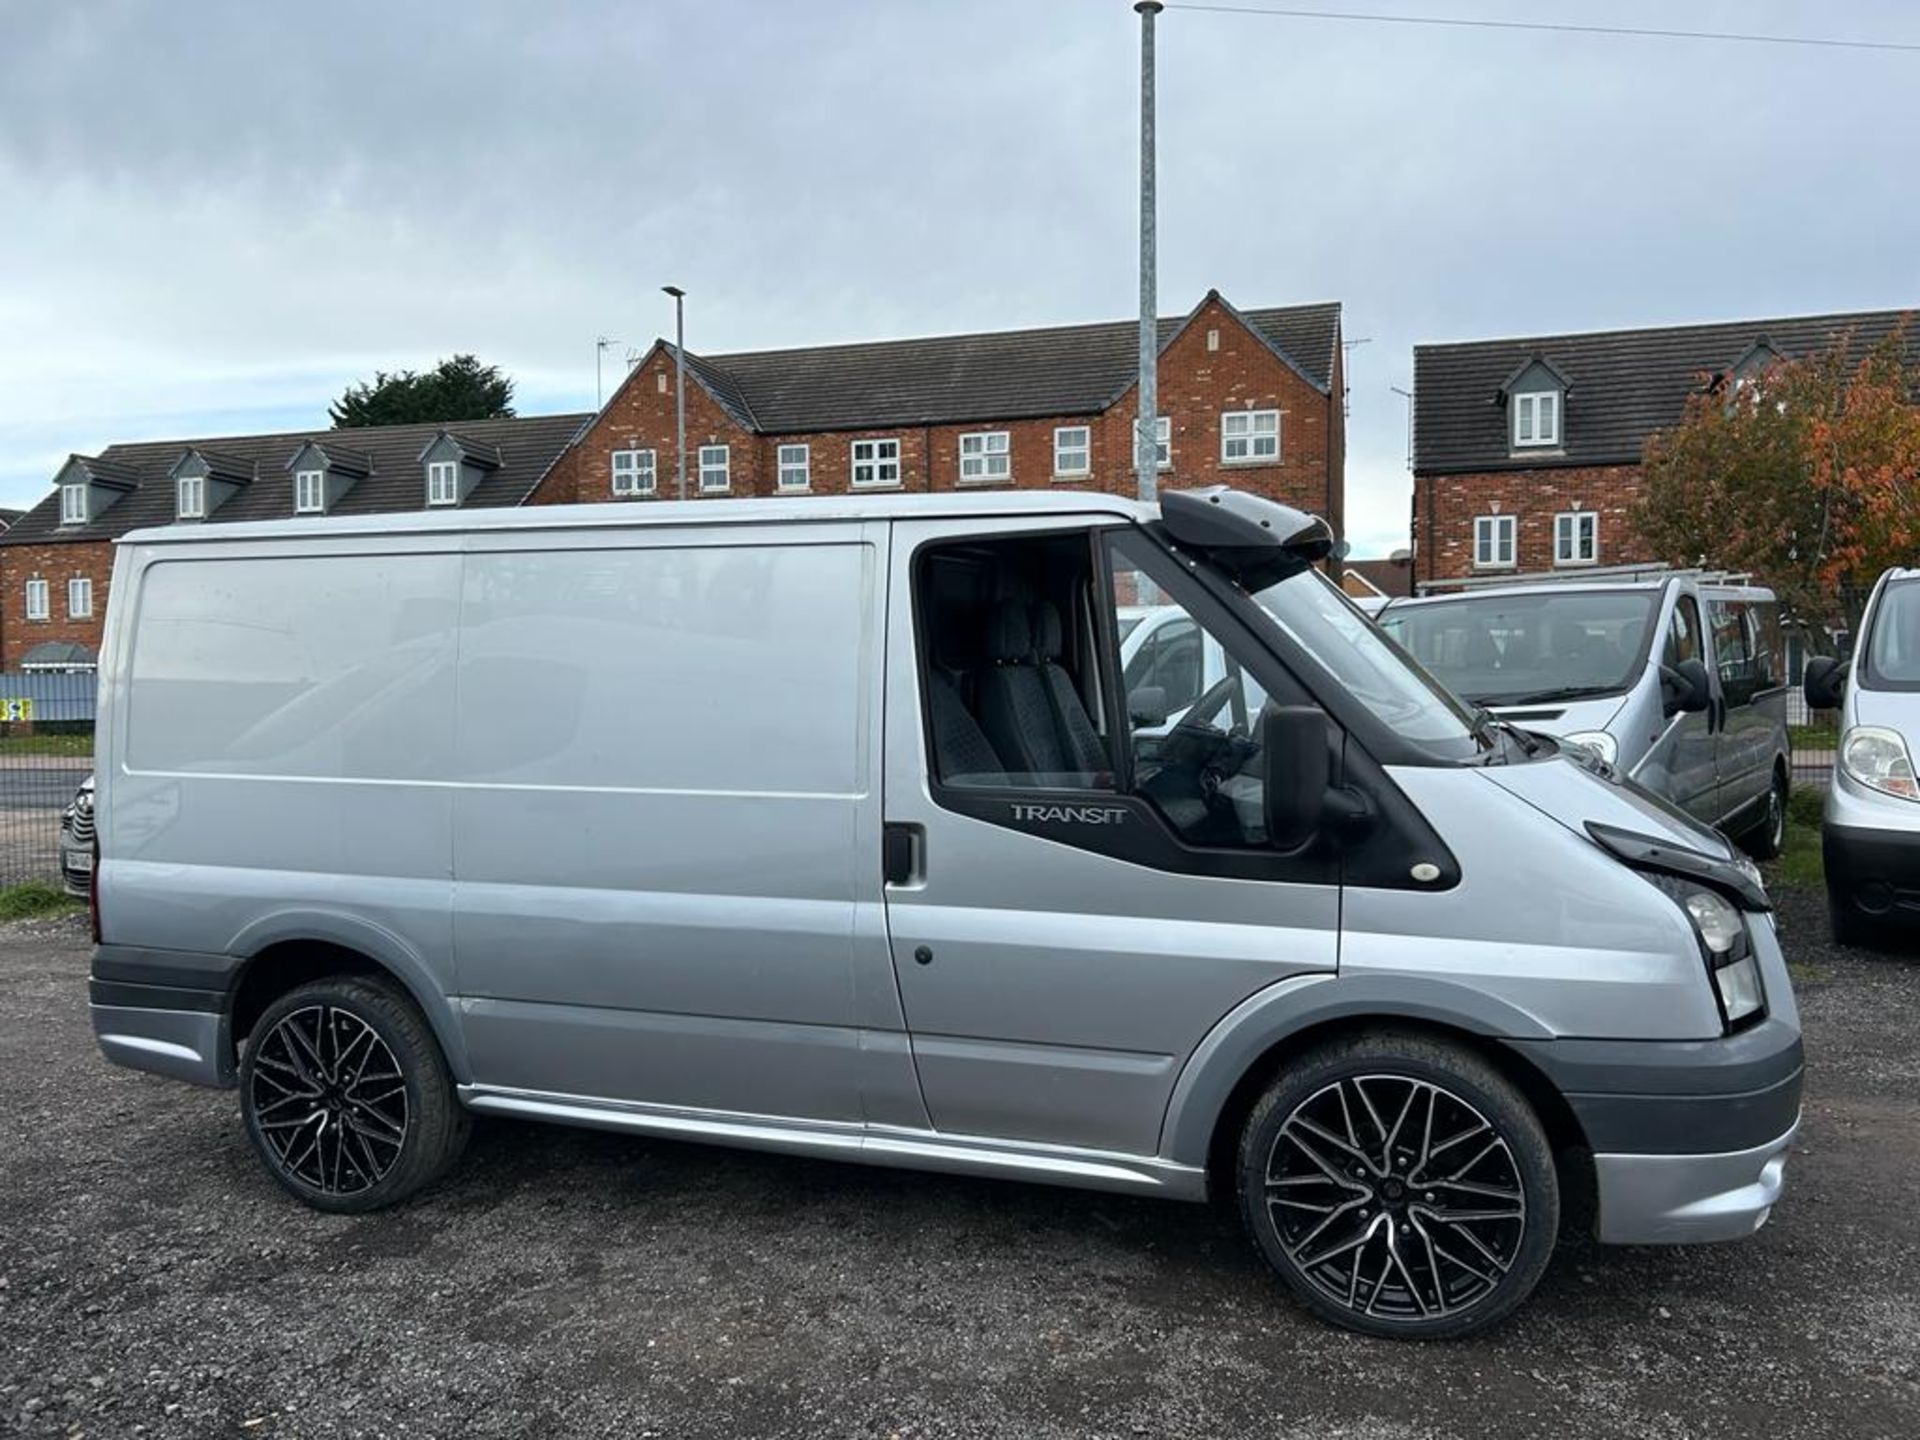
[1841,725,1918,800]
[1682,889,1743,955]
[1562,730,1619,766]
[1644,873,1766,1029]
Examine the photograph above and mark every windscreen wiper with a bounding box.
[1485,685,1617,707]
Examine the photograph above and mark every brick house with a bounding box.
[1410,307,1916,589]
[0,413,589,670]
[533,290,1346,551]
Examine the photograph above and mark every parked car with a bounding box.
[90,487,1800,1341]
[58,773,94,897]
[1804,566,1920,942]
[1379,576,1792,857]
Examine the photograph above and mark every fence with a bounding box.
[1790,707,1839,792]
[0,670,96,888]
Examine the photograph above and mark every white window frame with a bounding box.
[25,578,49,621]
[1513,390,1560,448]
[59,484,88,526]
[67,576,93,619]
[176,474,205,519]
[1052,426,1090,478]
[1554,510,1598,566]
[1473,515,1516,569]
[850,438,902,489]
[776,443,811,491]
[958,430,1011,485]
[426,460,460,506]
[1220,408,1280,463]
[294,468,327,514]
[1155,415,1172,470]
[611,448,656,497]
[698,444,730,493]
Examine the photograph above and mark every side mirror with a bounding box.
[1803,655,1847,711]
[1659,657,1712,717]
[1263,705,1332,851]
[1128,685,1170,727]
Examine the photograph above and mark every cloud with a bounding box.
[3,0,1916,548]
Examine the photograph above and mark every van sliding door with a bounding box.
[448,523,910,1126]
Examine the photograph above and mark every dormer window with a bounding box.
[427,460,459,506]
[177,474,206,519]
[59,484,88,526]
[295,469,326,513]
[1513,391,1560,448]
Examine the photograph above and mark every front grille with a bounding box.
[67,802,94,845]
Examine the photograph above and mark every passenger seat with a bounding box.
[1030,602,1109,774]
[976,600,1069,776]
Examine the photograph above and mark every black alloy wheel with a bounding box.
[240,976,469,1213]
[1239,1032,1558,1340]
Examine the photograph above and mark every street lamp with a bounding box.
[662,286,687,499]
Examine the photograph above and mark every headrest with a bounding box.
[986,600,1031,663]
[1030,602,1064,661]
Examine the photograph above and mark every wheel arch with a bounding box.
[1159,975,1591,1190]
[225,911,468,1083]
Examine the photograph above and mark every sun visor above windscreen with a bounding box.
[1158,487,1337,590]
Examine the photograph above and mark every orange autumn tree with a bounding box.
[1635,326,1920,634]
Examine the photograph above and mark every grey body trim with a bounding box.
[460,1083,1209,1200]
[1157,971,1554,1168]
[1592,1119,1798,1243]
[91,1004,231,1087]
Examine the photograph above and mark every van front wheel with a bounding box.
[239,976,470,1213]
[1236,1031,1559,1340]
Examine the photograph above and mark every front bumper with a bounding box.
[1508,1003,1804,1246]
[1591,1119,1797,1243]
[1824,822,1920,928]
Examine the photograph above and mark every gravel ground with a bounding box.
[3,888,1918,1440]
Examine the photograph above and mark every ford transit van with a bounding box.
[1804,566,1920,942]
[1380,575,1792,857]
[88,488,1801,1339]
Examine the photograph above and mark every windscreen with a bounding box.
[1250,569,1482,755]
[1865,579,1920,688]
[1380,590,1659,706]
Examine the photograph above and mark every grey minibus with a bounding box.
[1380,574,1792,858]
[88,488,1801,1339]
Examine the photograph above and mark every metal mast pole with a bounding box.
[663,286,687,499]
[1134,1,1163,503]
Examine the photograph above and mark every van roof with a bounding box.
[1388,576,1777,609]
[118,490,1157,547]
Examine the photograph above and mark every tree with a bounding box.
[329,354,516,428]
[1634,327,1920,633]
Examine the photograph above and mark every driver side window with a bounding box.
[1108,536,1278,849]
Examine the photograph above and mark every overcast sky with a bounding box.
[2,0,1917,552]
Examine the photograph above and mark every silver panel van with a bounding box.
[89,488,1801,1339]
[1804,567,1920,942]
[1380,575,1792,857]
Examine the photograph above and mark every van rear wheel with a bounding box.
[1236,1030,1559,1341]
[239,976,470,1213]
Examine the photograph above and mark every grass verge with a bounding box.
[0,880,83,921]
[0,733,95,757]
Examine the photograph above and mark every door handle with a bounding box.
[883,823,923,885]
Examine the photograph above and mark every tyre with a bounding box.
[1236,1030,1559,1341]
[239,975,470,1213]
[1741,770,1788,861]
[1827,884,1872,948]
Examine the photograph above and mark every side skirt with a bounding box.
[458,1083,1209,1201]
